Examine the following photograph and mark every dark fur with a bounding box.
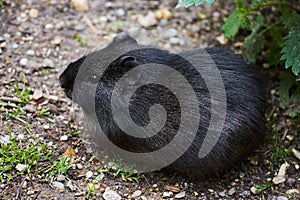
[60,33,267,179]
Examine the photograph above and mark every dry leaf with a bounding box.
[164,185,180,193]
[63,146,77,158]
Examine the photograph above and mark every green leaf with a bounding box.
[222,11,241,39]
[281,12,300,29]
[277,72,300,108]
[176,0,215,8]
[280,26,300,76]
[244,31,265,63]
[250,0,268,9]
[251,15,264,30]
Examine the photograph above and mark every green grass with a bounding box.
[99,161,143,182]
[265,108,296,171]
[75,35,89,46]
[39,107,50,116]
[46,156,72,179]
[0,76,32,123]
[0,128,72,181]
[0,126,55,181]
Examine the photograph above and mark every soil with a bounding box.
[0,0,299,199]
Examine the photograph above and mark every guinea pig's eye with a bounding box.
[87,75,99,84]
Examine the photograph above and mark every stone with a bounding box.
[52,181,65,190]
[137,12,158,27]
[277,196,288,200]
[17,134,25,140]
[103,190,122,200]
[67,180,76,191]
[164,29,178,38]
[228,187,236,196]
[273,162,289,184]
[60,135,68,141]
[76,163,83,169]
[286,189,299,195]
[43,58,55,68]
[56,174,65,182]
[239,190,250,197]
[12,43,18,49]
[73,23,86,31]
[16,164,26,172]
[33,89,43,100]
[23,104,36,113]
[71,0,89,12]
[116,8,125,17]
[26,49,35,56]
[52,37,62,46]
[286,178,296,186]
[45,23,54,29]
[132,190,142,198]
[19,58,28,66]
[218,191,226,197]
[86,171,93,179]
[175,191,185,199]
[29,8,39,18]
[163,192,171,197]
[292,148,300,160]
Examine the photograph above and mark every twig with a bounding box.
[82,15,102,34]
[15,177,26,199]
[0,97,21,103]
[33,190,41,200]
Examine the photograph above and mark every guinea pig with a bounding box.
[60,32,267,179]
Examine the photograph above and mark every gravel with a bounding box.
[0,0,299,199]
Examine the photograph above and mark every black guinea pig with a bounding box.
[60,32,267,179]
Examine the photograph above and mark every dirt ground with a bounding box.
[0,0,299,199]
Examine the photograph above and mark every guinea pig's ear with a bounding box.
[118,55,138,68]
[113,32,138,45]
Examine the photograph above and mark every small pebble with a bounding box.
[277,196,288,200]
[43,124,50,130]
[26,49,35,56]
[33,89,43,100]
[19,58,28,66]
[60,135,68,141]
[52,181,65,190]
[286,178,296,186]
[43,58,54,68]
[116,8,125,17]
[132,190,142,198]
[163,192,171,197]
[137,12,158,27]
[218,191,225,197]
[12,43,18,49]
[45,23,54,29]
[73,23,86,31]
[23,104,36,113]
[56,174,65,182]
[103,190,122,200]
[86,171,93,179]
[239,190,250,197]
[67,180,76,191]
[175,191,185,199]
[29,8,39,18]
[15,164,27,172]
[17,134,25,140]
[71,0,89,12]
[286,189,299,195]
[164,29,178,38]
[228,187,236,196]
[76,163,83,169]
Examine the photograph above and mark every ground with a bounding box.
[0,0,299,199]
